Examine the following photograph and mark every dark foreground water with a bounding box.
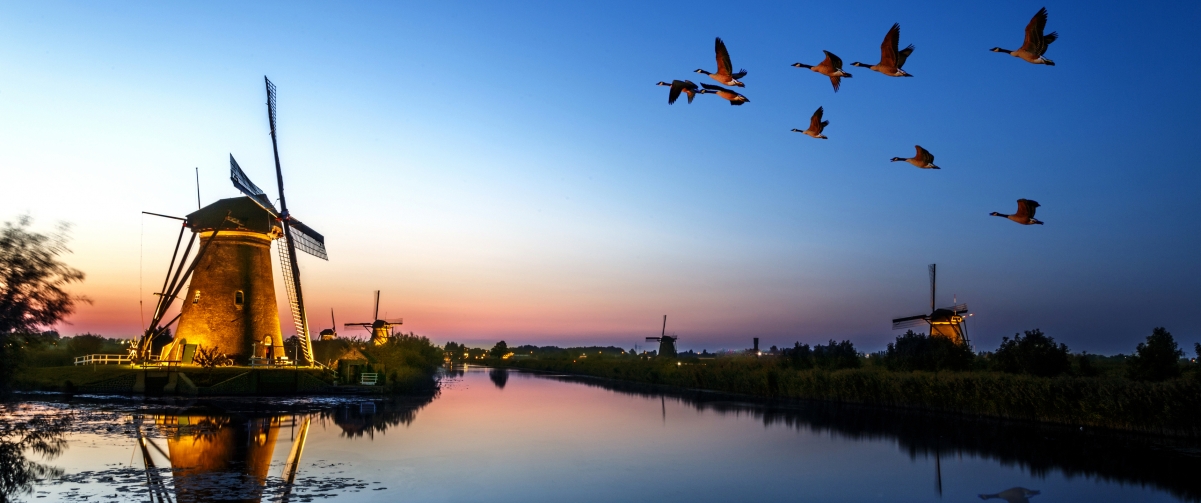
[3,366,1200,502]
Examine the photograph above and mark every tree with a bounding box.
[813,339,861,370]
[0,216,88,334]
[883,330,975,372]
[489,340,508,358]
[0,216,88,392]
[783,342,814,369]
[991,329,1071,377]
[1127,327,1184,382]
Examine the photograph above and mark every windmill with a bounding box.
[227,76,329,366]
[891,264,971,345]
[646,315,678,357]
[344,290,404,345]
[319,309,338,340]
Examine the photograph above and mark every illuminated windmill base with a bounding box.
[928,310,968,343]
[174,197,285,361]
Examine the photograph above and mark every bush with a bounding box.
[992,329,1071,377]
[883,330,975,372]
[813,340,861,370]
[65,334,105,357]
[361,333,443,392]
[1127,327,1184,382]
[782,342,814,369]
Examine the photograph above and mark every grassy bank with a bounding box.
[496,357,1201,437]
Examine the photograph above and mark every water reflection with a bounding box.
[979,487,1041,502]
[0,404,71,502]
[321,391,436,438]
[489,368,509,389]
[536,372,1201,501]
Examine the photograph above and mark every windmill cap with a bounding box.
[186,196,281,235]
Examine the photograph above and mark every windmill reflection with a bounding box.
[140,412,294,503]
[979,487,1040,502]
[130,394,436,502]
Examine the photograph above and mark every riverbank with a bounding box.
[12,364,436,396]
[494,357,1201,437]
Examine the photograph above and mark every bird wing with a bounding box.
[880,23,901,67]
[825,50,844,69]
[829,75,841,92]
[809,107,824,131]
[915,145,934,163]
[1017,199,1040,218]
[681,80,699,91]
[700,82,728,92]
[1023,7,1049,54]
[715,37,734,76]
[668,80,684,104]
[896,45,915,68]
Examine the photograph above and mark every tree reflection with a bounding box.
[322,391,438,439]
[0,404,71,502]
[489,368,509,389]
[541,373,1201,501]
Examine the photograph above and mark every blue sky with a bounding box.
[1,1,1198,353]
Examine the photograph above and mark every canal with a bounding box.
[3,366,1198,502]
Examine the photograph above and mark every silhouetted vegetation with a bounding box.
[882,330,975,372]
[783,340,861,370]
[0,216,89,394]
[360,333,443,393]
[989,329,1071,377]
[1127,327,1184,382]
[489,340,509,358]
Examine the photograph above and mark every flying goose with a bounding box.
[699,83,749,105]
[979,487,1041,503]
[696,37,747,87]
[991,7,1058,65]
[990,199,1044,225]
[656,80,704,104]
[852,24,914,77]
[791,106,829,139]
[793,51,853,92]
[891,145,939,169]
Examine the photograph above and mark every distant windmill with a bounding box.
[646,315,678,357]
[225,76,329,365]
[891,264,971,345]
[319,309,338,341]
[344,290,404,345]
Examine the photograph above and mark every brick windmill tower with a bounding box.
[138,77,328,364]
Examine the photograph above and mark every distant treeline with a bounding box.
[486,328,1201,437]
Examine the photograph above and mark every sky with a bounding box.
[1,1,1198,354]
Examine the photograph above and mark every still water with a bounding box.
[5,366,1200,502]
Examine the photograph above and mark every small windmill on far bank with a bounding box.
[319,309,338,340]
[646,315,678,357]
[891,264,971,345]
[345,290,403,345]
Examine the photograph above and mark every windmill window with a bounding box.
[192,291,201,304]
[235,291,245,307]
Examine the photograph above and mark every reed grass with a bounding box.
[498,357,1201,437]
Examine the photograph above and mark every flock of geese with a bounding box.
[655,7,1057,226]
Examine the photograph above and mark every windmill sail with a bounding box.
[229,155,278,215]
[287,217,327,259]
[263,76,320,367]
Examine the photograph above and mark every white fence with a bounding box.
[74,354,132,366]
